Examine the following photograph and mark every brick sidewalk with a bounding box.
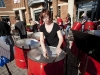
[0,60,27,75]
[0,41,80,75]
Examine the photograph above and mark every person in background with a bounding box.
[65,13,71,37]
[81,13,88,32]
[15,17,27,39]
[55,15,63,30]
[40,8,63,58]
[39,16,44,26]
[38,14,44,31]
[0,17,14,61]
[29,18,38,32]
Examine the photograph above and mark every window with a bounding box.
[1,16,10,22]
[34,9,42,21]
[0,0,5,7]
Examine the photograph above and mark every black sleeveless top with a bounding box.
[40,23,60,47]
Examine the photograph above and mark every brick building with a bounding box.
[28,0,72,23]
[0,0,97,25]
[0,0,15,24]
[0,0,30,25]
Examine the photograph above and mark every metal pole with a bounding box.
[5,64,12,75]
[44,0,48,9]
[48,0,50,10]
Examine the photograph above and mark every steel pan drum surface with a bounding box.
[14,39,40,69]
[28,46,66,63]
[28,46,66,75]
[32,32,45,41]
[15,39,40,49]
[32,32,40,41]
[27,32,33,38]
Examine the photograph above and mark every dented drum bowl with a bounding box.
[32,32,40,41]
[28,46,66,75]
[14,39,40,69]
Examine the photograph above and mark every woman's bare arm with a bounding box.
[40,32,47,52]
[57,30,63,48]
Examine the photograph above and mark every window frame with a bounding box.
[0,0,5,8]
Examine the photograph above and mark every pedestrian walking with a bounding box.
[0,18,14,62]
[15,17,27,39]
[65,13,71,37]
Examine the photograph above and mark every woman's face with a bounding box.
[43,15,50,24]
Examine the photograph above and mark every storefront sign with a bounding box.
[14,0,20,3]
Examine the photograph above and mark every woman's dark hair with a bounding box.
[40,8,52,22]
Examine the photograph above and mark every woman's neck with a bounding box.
[45,22,52,26]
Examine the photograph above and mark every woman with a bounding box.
[55,15,63,30]
[65,13,71,36]
[40,8,63,58]
[29,18,38,32]
[15,17,27,39]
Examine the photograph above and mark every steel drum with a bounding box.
[71,22,82,31]
[27,46,66,75]
[27,32,33,38]
[14,39,40,69]
[93,21,98,30]
[84,56,100,75]
[32,32,40,41]
[84,21,94,32]
[79,54,100,75]
[87,30,100,37]
[72,30,100,75]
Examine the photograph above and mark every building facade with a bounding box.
[0,0,15,24]
[0,0,98,25]
[12,0,30,24]
[28,0,73,23]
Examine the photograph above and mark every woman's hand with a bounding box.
[56,47,62,56]
[43,50,49,59]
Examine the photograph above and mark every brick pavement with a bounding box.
[0,60,27,75]
[0,40,80,75]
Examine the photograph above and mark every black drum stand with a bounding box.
[5,64,12,75]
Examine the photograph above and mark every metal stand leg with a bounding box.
[5,64,12,75]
